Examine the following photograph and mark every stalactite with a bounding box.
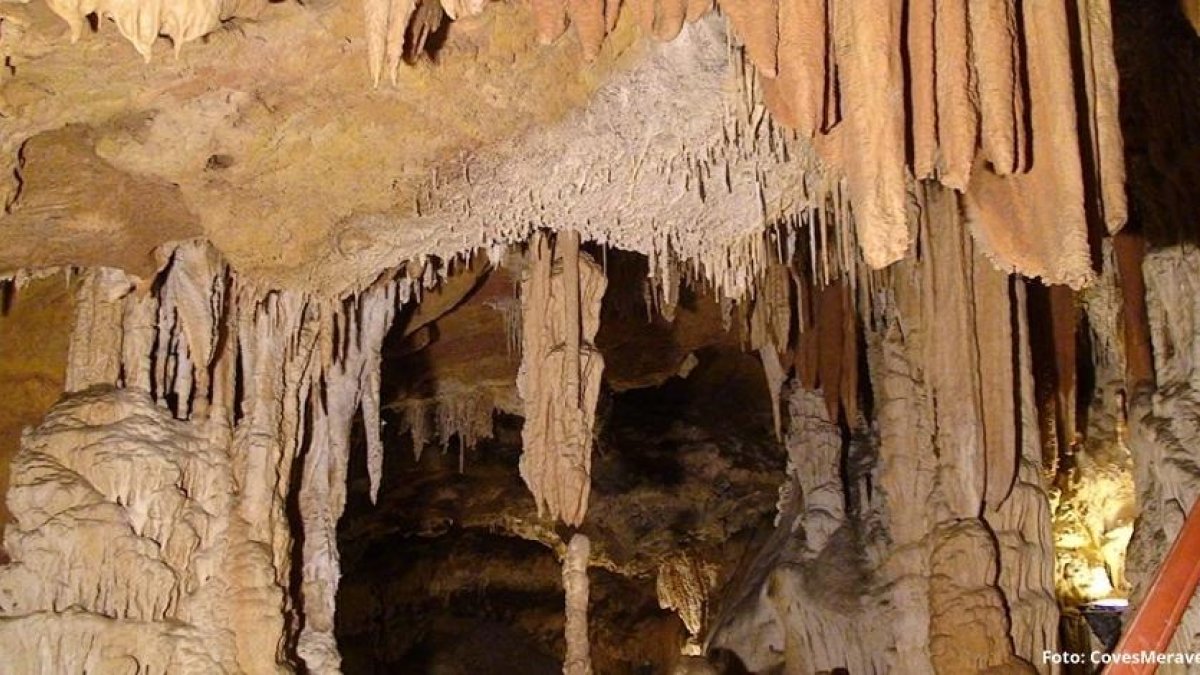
[763,0,826,136]
[65,268,135,393]
[563,533,593,675]
[964,0,1092,289]
[983,278,1060,669]
[715,0,778,77]
[533,0,571,44]
[685,0,711,22]
[568,0,608,60]
[933,0,978,191]
[656,552,715,645]
[969,0,1023,175]
[0,302,294,675]
[365,0,416,86]
[1048,284,1079,460]
[832,0,909,269]
[394,390,496,462]
[297,280,397,673]
[439,0,486,20]
[517,232,606,527]
[1114,232,1154,390]
[654,0,688,41]
[907,0,937,180]
[154,242,228,419]
[1075,0,1128,233]
[42,0,264,59]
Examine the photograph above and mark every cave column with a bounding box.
[516,231,606,675]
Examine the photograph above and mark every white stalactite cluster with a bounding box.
[517,232,606,527]
[296,281,398,673]
[0,241,418,674]
[392,388,496,464]
[42,0,266,60]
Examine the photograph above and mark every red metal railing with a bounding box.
[1106,497,1200,673]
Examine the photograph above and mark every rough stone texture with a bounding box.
[1126,247,1200,662]
[517,233,606,527]
[0,274,74,536]
[709,186,1059,675]
[0,387,280,674]
[0,0,1157,672]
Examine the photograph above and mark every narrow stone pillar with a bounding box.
[563,533,592,675]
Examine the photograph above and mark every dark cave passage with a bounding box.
[333,248,785,674]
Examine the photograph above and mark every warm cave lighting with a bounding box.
[4,0,1200,672]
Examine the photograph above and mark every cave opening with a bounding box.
[333,247,784,674]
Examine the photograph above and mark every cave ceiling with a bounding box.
[1,1,802,296]
[1,0,1128,297]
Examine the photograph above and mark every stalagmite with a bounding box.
[785,385,844,552]
[517,232,606,527]
[563,533,593,675]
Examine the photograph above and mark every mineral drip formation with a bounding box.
[563,533,593,675]
[0,240,414,674]
[517,232,607,527]
[709,183,1059,674]
[31,0,1126,288]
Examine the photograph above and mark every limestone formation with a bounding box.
[0,1,1188,673]
[517,232,606,527]
[563,533,592,675]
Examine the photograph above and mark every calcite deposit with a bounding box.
[0,0,1195,673]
